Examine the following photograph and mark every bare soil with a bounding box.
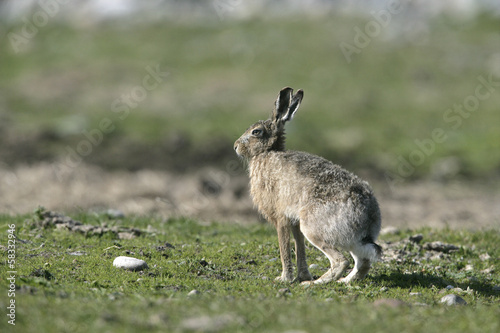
[1,162,498,230]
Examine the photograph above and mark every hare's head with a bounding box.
[234,87,303,159]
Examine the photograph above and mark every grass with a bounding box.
[1,14,500,177]
[1,211,499,332]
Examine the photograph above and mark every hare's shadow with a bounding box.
[373,272,498,298]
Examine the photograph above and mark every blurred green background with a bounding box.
[1,1,499,180]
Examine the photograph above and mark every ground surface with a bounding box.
[0,213,499,333]
[1,162,498,230]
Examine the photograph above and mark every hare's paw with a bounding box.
[300,278,328,286]
[297,270,313,282]
[337,277,351,284]
[275,272,294,283]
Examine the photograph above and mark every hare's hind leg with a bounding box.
[338,253,370,284]
[338,242,380,283]
[291,223,313,282]
[299,229,349,285]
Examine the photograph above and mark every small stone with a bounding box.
[106,209,125,219]
[380,287,388,292]
[187,289,201,296]
[440,294,467,306]
[69,251,86,256]
[410,292,422,296]
[113,256,148,271]
[479,253,491,261]
[409,234,423,244]
[380,226,399,235]
[423,242,459,253]
[446,285,454,290]
[277,288,292,297]
[309,264,320,270]
[414,302,428,307]
[464,264,474,271]
[451,287,464,293]
[481,266,494,274]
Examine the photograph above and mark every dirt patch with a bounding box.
[0,162,498,229]
[31,208,146,239]
[0,125,234,173]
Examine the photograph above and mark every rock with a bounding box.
[481,266,495,274]
[68,251,86,256]
[309,264,320,270]
[440,294,467,306]
[380,226,399,235]
[113,256,148,271]
[479,253,491,261]
[423,242,459,253]
[277,288,292,297]
[106,209,125,219]
[187,289,201,296]
[409,234,423,244]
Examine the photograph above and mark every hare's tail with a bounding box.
[361,235,383,262]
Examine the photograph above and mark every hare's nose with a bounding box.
[233,144,238,151]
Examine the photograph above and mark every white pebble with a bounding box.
[113,256,148,271]
[309,264,320,270]
[380,226,399,235]
[188,289,201,296]
[440,294,467,306]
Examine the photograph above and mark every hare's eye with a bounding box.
[251,128,263,136]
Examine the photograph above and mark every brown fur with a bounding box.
[234,87,381,284]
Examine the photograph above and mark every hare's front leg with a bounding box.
[275,222,294,282]
[291,223,313,282]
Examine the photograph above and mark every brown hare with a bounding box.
[234,87,382,284]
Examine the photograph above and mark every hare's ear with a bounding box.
[271,87,293,123]
[282,89,303,123]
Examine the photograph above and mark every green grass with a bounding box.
[1,212,499,332]
[1,14,500,177]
